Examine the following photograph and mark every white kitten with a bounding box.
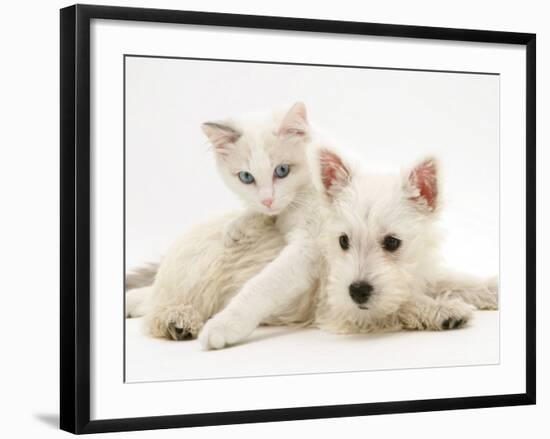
[128,103,321,343]
[198,103,324,349]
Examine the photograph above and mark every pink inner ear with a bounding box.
[320,150,347,191]
[281,127,306,136]
[212,133,239,151]
[279,103,308,137]
[202,123,240,156]
[409,160,438,209]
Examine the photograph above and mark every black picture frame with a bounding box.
[60,4,536,434]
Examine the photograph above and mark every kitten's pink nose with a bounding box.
[261,198,273,208]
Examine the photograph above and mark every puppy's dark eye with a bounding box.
[382,235,401,252]
[339,234,350,250]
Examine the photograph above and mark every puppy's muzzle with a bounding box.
[349,281,373,305]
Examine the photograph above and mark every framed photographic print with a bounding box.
[60,4,536,434]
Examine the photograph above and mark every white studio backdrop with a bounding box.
[126,56,499,278]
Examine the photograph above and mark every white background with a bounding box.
[0,0,546,438]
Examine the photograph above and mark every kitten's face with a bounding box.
[202,103,311,215]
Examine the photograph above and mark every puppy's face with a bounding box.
[314,149,441,323]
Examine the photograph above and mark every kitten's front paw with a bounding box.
[199,310,257,350]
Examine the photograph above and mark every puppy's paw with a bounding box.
[199,310,257,350]
[125,286,151,318]
[457,276,499,310]
[444,275,499,310]
[436,299,474,331]
[147,305,203,341]
[480,275,499,310]
[441,317,467,330]
[166,313,195,341]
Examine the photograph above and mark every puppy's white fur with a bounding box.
[127,148,497,346]
[311,150,496,333]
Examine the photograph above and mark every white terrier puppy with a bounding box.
[126,147,497,346]
[311,149,497,333]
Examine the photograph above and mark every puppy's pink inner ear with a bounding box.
[409,159,438,210]
[320,149,349,195]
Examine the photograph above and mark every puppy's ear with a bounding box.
[201,121,241,155]
[311,147,352,201]
[278,102,309,137]
[402,157,439,212]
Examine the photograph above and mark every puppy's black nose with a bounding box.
[349,281,373,305]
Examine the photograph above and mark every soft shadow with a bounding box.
[209,328,300,351]
[246,328,300,344]
[34,413,59,429]
[222,328,407,349]
[341,330,409,342]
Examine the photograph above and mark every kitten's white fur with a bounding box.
[198,103,324,348]
[202,102,313,218]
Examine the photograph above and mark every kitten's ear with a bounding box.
[201,121,241,154]
[310,147,352,201]
[402,157,439,212]
[278,102,309,137]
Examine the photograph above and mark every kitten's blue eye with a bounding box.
[238,171,255,184]
[274,164,290,178]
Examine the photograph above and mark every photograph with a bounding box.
[124,55,500,383]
